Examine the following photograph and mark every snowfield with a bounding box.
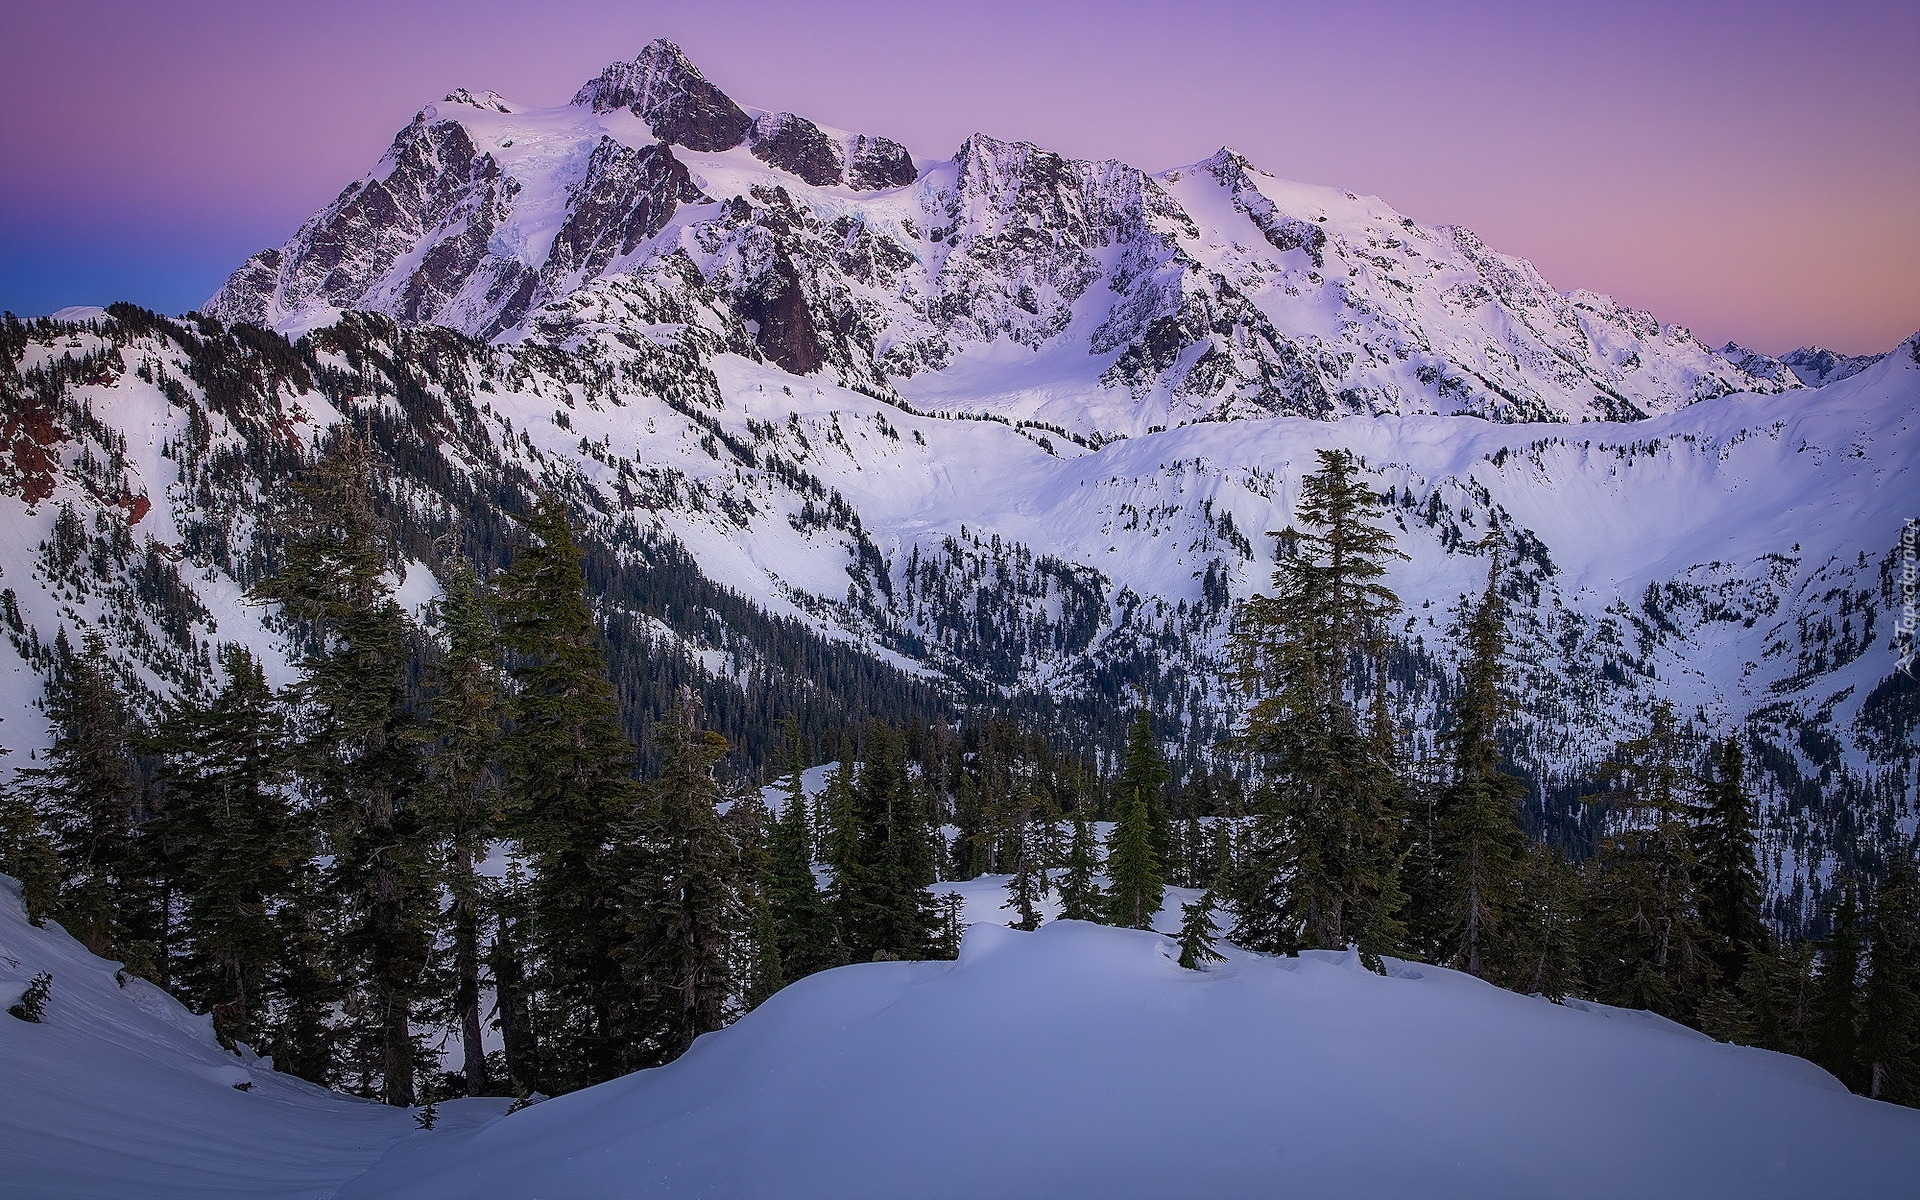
[3,875,1914,1200]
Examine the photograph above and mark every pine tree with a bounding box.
[1176,891,1225,970]
[1861,842,1920,1105]
[765,718,842,983]
[1230,448,1403,953]
[1581,701,1714,1020]
[1435,552,1526,980]
[148,646,301,1051]
[621,689,744,1065]
[836,726,939,960]
[1106,789,1164,931]
[1058,803,1103,922]
[0,747,61,926]
[1003,790,1044,931]
[495,493,641,1089]
[20,633,150,963]
[1695,736,1767,989]
[1811,882,1864,1092]
[488,861,541,1097]
[1511,843,1583,1001]
[1118,709,1171,866]
[255,428,435,1106]
[420,558,506,1097]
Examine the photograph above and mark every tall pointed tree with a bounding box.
[253,426,434,1106]
[1812,882,1865,1092]
[1118,709,1171,865]
[765,718,842,984]
[1058,802,1103,922]
[1861,842,1920,1105]
[420,557,506,1097]
[1230,448,1403,952]
[495,493,641,1089]
[1106,789,1164,931]
[622,689,744,1064]
[1436,551,1527,980]
[148,645,301,1051]
[1695,735,1767,989]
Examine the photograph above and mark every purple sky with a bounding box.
[4,0,1914,354]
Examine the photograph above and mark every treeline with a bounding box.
[2,437,1916,1115]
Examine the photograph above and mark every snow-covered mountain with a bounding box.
[4,873,1915,1198]
[4,38,1914,919]
[206,39,1795,432]
[1782,345,1886,389]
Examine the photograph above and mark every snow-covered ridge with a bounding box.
[206,38,1795,432]
[5,874,1914,1199]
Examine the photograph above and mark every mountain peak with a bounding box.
[571,39,750,152]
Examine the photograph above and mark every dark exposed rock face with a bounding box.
[572,39,750,152]
[847,134,916,190]
[749,113,844,187]
[546,138,707,285]
[736,246,825,375]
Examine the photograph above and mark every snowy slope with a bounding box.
[343,920,1915,1200]
[7,873,1913,1200]
[0,875,431,1199]
[206,40,1795,430]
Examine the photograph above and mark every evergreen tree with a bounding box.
[420,558,506,1097]
[1861,842,1920,1104]
[1581,701,1714,1020]
[1177,891,1225,969]
[1106,789,1164,931]
[20,633,150,963]
[0,747,60,926]
[1230,448,1403,953]
[254,427,434,1106]
[1811,882,1864,1092]
[1511,844,1583,1001]
[488,861,541,1096]
[764,719,842,983]
[1695,736,1767,989]
[1003,790,1044,931]
[1058,803,1103,922]
[621,690,745,1065]
[1118,709,1171,866]
[495,493,641,1089]
[149,646,301,1051]
[1435,553,1526,980]
[838,726,939,960]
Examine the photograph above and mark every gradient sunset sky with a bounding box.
[3,0,1914,354]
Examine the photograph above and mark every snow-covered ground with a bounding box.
[4,873,1913,1199]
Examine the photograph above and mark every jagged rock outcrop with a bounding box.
[573,39,751,152]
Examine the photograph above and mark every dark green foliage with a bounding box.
[1058,804,1103,922]
[1581,701,1715,1021]
[1695,737,1767,988]
[827,726,939,960]
[1118,710,1171,866]
[19,633,151,965]
[252,427,434,1106]
[0,764,61,926]
[9,971,52,1022]
[1176,892,1224,970]
[1434,554,1526,980]
[1106,790,1164,931]
[764,720,843,984]
[419,558,506,1097]
[621,691,746,1064]
[1004,795,1045,932]
[1510,844,1584,1001]
[1861,843,1920,1104]
[1231,448,1403,953]
[148,646,302,1051]
[1811,883,1864,1091]
[495,494,642,1090]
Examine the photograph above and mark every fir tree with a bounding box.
[1861,842,1920,1105]
[1695,736,1767,989]
[764,719,842,983]
[148,646,301,1051]
[1511,844,1583,1001]
[254,427,434,1106]
[621,690,745,1064]
[495,493,641,1089]
[1058,803,1103,922]
[20,633,149,963]
[488,861,542,1097]
[1230,448,1403,953]
[1003,790,1044,931]
[1106,789,1164,931]
[1811,882,1864,1092]
[1118,709,1172,866]
[1581,701,1714,1020]
[836,727,939,960]
[1176,891,1225,970]
[420,558,506,1097]
[1435,552,1526,980]
[0,748,61,926]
